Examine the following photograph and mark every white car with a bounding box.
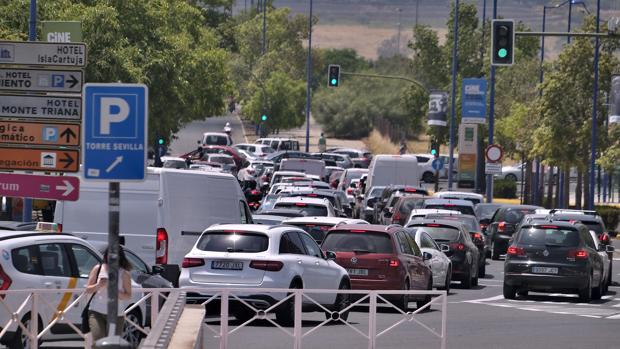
[273,197,337,217]
[0,230,146,348]
[200,132,232,146]
[433,191,484,206]
[406,209,461,226]
[234,143,275,158]
[589,230,614,292]
[179,224,350,325]
[161,156,187,169]
[282,216,369,244]
[405,229,452,292]
[270,171,307,187]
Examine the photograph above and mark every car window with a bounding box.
[239,201,250,224]
[425,204,475,216]
[11,245,40,275]
[124,249,149,274]
[416,226,461,242]
[69,244,100,278]
[504,208,536,224]
[517,227,581,247]
[274,203,328,216]
[396,232,414,255]
[421,234,436,249]
[38,244,71,277]
[197,232,269,253]
[322,231,394,254]
[404,231,422,256]
[580,229,596,249]
[299,232,323,258]
[279,232,306,255]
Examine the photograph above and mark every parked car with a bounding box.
[407,219,480,288]
[503,220,606,302]
[255,138,300,151]
[282,216,368,244]
[404,228,452,292]
[321,224,433,310]
[413,154,437,183]
[311,153,353,169]
[179,224,350,324]
[486,205,541,260]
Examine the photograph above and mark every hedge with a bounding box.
[494,179,517,199]
[595,205,620,232]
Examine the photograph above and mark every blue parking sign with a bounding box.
[83,83,148,181]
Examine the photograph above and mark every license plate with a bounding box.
[211,261,243,270]
[347,268,369,276]
[531,266,558,274]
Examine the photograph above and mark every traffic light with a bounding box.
[327,64,340,87]
[430,140,439,157]
[154,136,167,167]
[491,19,515,66]
[261,114,267,122]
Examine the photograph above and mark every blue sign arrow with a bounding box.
[83,83,148,181]
[432,158,445,171]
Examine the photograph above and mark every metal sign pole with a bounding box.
[107,181,120,336]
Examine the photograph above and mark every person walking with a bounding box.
[85,248,133,342]
[318,132,327,152]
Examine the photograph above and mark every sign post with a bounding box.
[83,83,148,348]
[484,144,504,199]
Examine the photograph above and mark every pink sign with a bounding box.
[0,173,79,201]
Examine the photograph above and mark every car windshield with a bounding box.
[205,135,228,145]
[425,204,475,216]
[369,187,384,197]
[346,171,365,181]
[517,227,580,247]
[414,226,461,242]
[322,231,393,253]
[274,203,328,216]
[196,232,269,252]
[290,223,332,243]
[475,205,501,219]
[504,208,536,224]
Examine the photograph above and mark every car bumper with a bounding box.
[504,273,589,291]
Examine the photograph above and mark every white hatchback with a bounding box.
[405,229,452,292]
[179,224,350,325]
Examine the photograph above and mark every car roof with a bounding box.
[327,224,401,234]
[549,213,602,223]
[521,220,582,229]
[406,219,466,230]
[203,132,229,136]
[424,198,474,207]
[0,230,91,243]
[433,191,484,199]
[0,221,38,231]
[273,171,307,176]
[283,216,368,225]
[499,204,541,210]
[410,209,459,215]
[274,196,330,205]
[205,224,304,236]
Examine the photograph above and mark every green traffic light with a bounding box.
[431,149,437,156]
[498,48,508,58]
[158,138,164,145]
[261,115,267,121]
[331,79,337,85]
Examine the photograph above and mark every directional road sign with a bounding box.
[0,68,82,93]
[0,173,79,201]
[0,147,78,172]
[0,94,81,120]
[0,120,79,146]
[0,41,86,67]
[83,83,148,181]
[432,158,445,171]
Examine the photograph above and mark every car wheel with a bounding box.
[9,313,41,349]
[491,242,500,260]
[461,266,472,289]
[416,278,433,311]
[478,261,486,279]
[578,275,592,303]
[398,280,410,311]
[437,267,451,294]
[422,172,435,183]
[327,279,351,322]
[276,280,301,327]
[503,283,516,299]
[505,174,518,181]
[592,276,603,300]
[123,310,144,348]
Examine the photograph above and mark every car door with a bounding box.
[297,232,339,304]
[395,232,423,290]
[580,228,604,285]
[421,232,447,286]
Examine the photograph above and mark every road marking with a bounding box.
[478,283,501,287]
[463,295,504,303]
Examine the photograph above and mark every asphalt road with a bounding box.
[168,114,245,156]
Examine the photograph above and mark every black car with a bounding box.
[487,205,541,260]
[373,186,430,224]
[503,220,606,303]
[407,219,480,289]
[474,203,503,233]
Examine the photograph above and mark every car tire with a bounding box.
[9,313,42,349]
[123,310,144,348]
[437,267,451,294]
[327,279,350,322]
[503,284,516,300]
[416,278,433,311]
[461,267,472,289]
[478,261,486,278]
[276,280,301,327]
[578,275,592,303]
[398,280,410,311]
[505,174,518,181]
[422,172,435,183]
[491,242,500,260]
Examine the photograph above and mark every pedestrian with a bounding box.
[399,140,408,155]
[318,132,326,153]
[85,247,133,342]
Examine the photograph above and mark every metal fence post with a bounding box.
[31,292,38,349]
[294,290,303,349]
[150,290,160,329]
[368,292,377,349]
[220,291,229,349]
[441,292,447,349]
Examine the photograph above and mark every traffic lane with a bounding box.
[169,114,245,156]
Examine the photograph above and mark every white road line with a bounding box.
[478,283,501,287]
[463,295,505,303]
[606,314,620,319]
[579,315,602,319]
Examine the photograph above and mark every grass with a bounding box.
[364,128,434,155]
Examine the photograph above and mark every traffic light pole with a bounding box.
[304,0,313,152]
[486,0,497,204]
[448,0,459,190]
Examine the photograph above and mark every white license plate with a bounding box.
[347,268,369,276]
[212,261,243,270]
[531,267,558,274]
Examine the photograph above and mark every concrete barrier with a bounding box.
[140,291,185,349]
[167,305,205,349]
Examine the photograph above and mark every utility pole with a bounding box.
[486,0,497,203]
[262,0,267,55]
[448,0,459,189]
[23,0,37,223]
[305,0,313,152]
[589,0,601,209]
[415,0,420,28]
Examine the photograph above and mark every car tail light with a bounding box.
[57,223,63,232]
[261,175,268,181]
[250,260,284,271]
[568,249,588,260]
[295,203,307,207]
[450,243,465,251]
[393,212,401,222]
[507,246,525,256]
[346,188,354,195]
[247,169,255,175]
[472,233,483,241]
[404,188,417,193]
[250,189,260,195]
[307,194,318,197]
[498,221,506,233]
[480,223,487,230]
[156,228,168,265]
[600,233,610,243]
[389,259,399,267]
[426,224,441,227]
[0,265,11,298]
[539,225,559,229]
[182,258,205,268]
[350,230,367,233]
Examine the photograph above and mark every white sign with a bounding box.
[458,123,478,155]
[0,41,86,67]
[0,68,82,93]
[0,94,81,120]
[485,144,503,162]
[485,162,502,175]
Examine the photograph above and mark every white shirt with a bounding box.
[90,264,131,315]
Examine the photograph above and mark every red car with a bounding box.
[181,145,245,168]
[321,224,433,310]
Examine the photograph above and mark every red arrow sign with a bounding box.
[0,173,79,201]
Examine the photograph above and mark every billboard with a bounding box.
[427,92,448,126]
[461,78,487,124]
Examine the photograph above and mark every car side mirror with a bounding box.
[325,251,337,260]
[606,245,615,253]
[152,265,165,275]
[423,252,432,261]
[440,244,450,253]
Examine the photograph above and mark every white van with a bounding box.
[279,158,326,178]
[365,155,420,193]
[54,167,252,282]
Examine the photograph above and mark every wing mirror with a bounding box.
[423,252,433,261]
[325,251,337,260]
[151,265,165,275]
[440,244,450,253]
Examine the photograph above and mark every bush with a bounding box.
[595,205,620,232]
[494,179,517,199]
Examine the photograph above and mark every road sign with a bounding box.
[0,120,79,146]
[0,94,81,120]
[83,83,148,181]
[0,68,82,93]
[42,21,82,43]
[432,158,445,171]
[485,144,503,163]
[0,173,79,201]
[485,162,502,175]
[0,147,78,172]
[0,41,86,67]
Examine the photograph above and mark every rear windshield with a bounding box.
[555,219,604,235]
[442,196,481,205]
[163,160,187,169]
[196,232,269,252]
[399,198,425,214]
[503,208,536,224]
[426,204,475,216]
[414,226,461,242]
[274,203,328,216]
[346,171,365,181]
[259,146,275,154]
[517,227,580,247]
[475,205,500,219]
[426,215,478,232]
[322,232,393,254]
[205,135,228,146]
[291,224,332,243]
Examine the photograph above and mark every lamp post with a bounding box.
[304,0,313,152]
[485,0,497,203]
[448,0,459,189]
[589,0,601,210]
